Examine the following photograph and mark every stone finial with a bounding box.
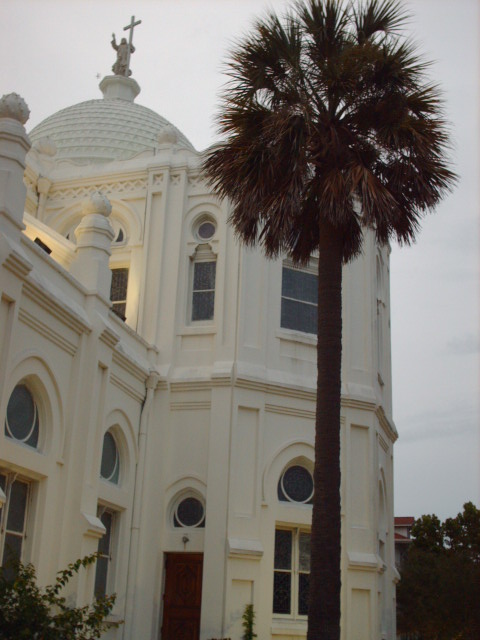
[33,136,57,157]
[0,93,30,124]
[157,125,178,146]
[82,191,112,217]
[70,191,114,300]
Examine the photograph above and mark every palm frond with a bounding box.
[353,0,408,43]
[202,0,456,265]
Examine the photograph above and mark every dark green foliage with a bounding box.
[242,603,257,640]
[397,503,480,640]
[0,554,120,639]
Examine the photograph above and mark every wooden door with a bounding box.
[161,553,203,640]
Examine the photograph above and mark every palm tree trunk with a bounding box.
[308,221,343,640]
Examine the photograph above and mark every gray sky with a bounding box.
[2,0,479,521]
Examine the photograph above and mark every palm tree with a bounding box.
[203,1,456,638]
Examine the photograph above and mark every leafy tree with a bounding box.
[397,503,480,640]
[0,554,120,639]
[203,0,455,637]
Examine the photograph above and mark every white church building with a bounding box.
[0,35,398,640]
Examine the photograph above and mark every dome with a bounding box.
[29,76,194,164]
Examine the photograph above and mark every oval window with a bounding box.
[174,496,205,528]
[5,385,39,448]
[100,431,119,484]
[278,465,313,504]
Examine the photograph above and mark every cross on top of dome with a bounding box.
[111,15,142,77]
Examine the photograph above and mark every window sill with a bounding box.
[271,619,307,636]
[178,325,217,336]
[276,329,317,346]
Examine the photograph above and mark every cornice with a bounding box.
[22,276,91,336]
[111,347,149,384]
[265,403,315,420]
[375,405,398,443]
[170,400,211,411]
[347,551,381,573]
[110,371,145,403]
[235,376,316,402]
[99,325,120,350]
[18,308,77,356]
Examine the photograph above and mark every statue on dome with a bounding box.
[111,34,134,76]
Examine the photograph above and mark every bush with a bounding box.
[0,554,120,639]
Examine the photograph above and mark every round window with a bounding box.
[278,465,313,503]
[100,431,119,484]
[174,496,205,528]
[195,219,216,242]
[5,384,39,448]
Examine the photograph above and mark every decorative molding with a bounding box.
[375,405,398,443]
[265,403,315,420]
[187,173,202,187]
[82,512,106,539]
[22,279,91,336]
[111,347,149,383]
[235,377,316,402]
[99,325,120,350]
[18,308,77,356]
[227,537,264,560]
[48,177,148,202]
[110,371,145,403]
[170,173,181,186]
[1,244,33,279]
[341,397,377,411]
[347,551,379,572]
[152,173,164,186]
[170,400,211,411]
[169,378,229,392]
[377,433,389,453]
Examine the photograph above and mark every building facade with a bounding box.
[0,69,398,639]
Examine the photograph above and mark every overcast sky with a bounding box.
[2,0,478,521]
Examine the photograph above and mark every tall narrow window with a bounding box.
[110,268,129,320]
[0,473,30,580]
[94,507,115,598]
[191,260,216,322]
[273,528,310,617]
[281,263,318,334]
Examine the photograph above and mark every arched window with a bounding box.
[4,384,39,449]
[278,465,313,504]
[173,495,205,528]
[100,431,120,484]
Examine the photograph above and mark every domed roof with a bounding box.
[29,76,194,164]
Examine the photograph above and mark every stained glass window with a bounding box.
[0,474,30,581]
[192,261,216,321]
[100,432,119,484]
[5,385,39,449]
[273,528,310,618]
[281,265,318,334]
[278,465,313,503]
[110,268,129,320]
[174,497,205,528]
[94,508,114,598]
[197,221,216,241]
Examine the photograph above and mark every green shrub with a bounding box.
[242,603,257,640]
[0,554,120,639]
